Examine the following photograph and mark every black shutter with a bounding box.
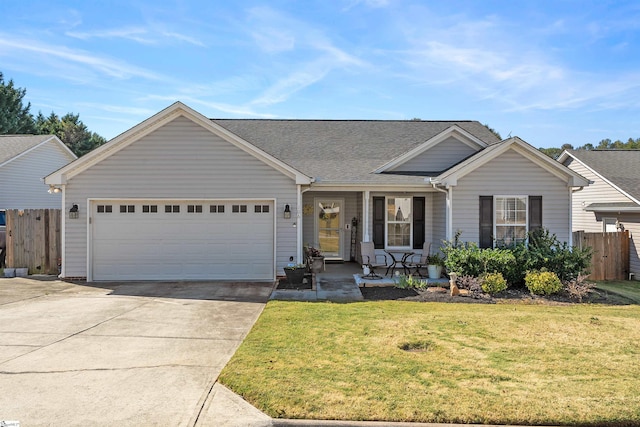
[479,196,493,249]
[413,197,425,249]
[373,197,385,249]
[529,196,542,233]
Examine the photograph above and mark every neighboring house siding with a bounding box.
[391,137,478,173]
[563,157,640,279]
[453,149,570,243]
[0,141,72,209]
[563,157,633,232]
[63,116,297,278]
[302,191,360,261]
[609,213,640,279]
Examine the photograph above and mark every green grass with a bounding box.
[595,280,640,304]
[220,301,640,425]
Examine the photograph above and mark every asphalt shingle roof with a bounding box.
[568,149,640,202]
[212,119,501,185]
[0,135,52,165]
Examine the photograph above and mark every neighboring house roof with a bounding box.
[559,150,640,206]
[0,135,76,167]
[212,118,501,185]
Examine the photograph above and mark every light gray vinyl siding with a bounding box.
[563,157,640,279]
[390,137,478,173]
[0,141,73,209]
[602,213,640,279]
[63,116,297,278]
[302,191,360,261]
[563,158,633,232]
[431,191,446,250]
[453,149,571,243]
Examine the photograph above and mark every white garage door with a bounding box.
[91,200,274,281]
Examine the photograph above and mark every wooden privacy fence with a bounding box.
[5,209,61,275]
[573,230,630,281]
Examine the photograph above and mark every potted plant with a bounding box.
[305,246,325,273]
[284,263,307,284]
[426,253,445,279]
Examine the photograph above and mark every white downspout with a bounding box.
[569,185,585,247]
[363,190,370,242]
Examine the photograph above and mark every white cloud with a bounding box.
[66,26,205,47]
[0,34,165,82]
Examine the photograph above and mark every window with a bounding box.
[386,197,412,248]
[187,205,203,213]
[120,205,135,213]
[255,205,270,213]
[494,196,527,246]
[603,217,618,232]
[232,205,247,213]
[210,205,225,213]
[165,205,180,213]
[97,205,112,213]
[142,205,158,213]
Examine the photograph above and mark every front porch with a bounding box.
[270,261,449,302]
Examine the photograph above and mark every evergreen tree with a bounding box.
[0,72,36,134]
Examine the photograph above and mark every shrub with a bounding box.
[395,275,428,290]
[481,272,507,294]
[564,274,596,302]
[525,270,562,295]
[441,240,515,279]
[456,275,484,298]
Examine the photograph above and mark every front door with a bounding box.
[316,200,343,260]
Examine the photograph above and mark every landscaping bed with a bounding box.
[360,283,639,305]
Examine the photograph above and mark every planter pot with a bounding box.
[427,265,443,279]
[4,268,15,278]
[284,267,306,284]
[309,257,325,273]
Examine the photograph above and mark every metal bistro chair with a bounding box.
[360,241,390,279]
[404,242,432,277]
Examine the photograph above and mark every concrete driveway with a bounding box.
[0,277,273,426]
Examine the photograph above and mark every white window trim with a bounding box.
[385,196,413,250]
[493,195,528,247]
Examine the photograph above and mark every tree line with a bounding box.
[0,72,106,157]
[539,138,640,159]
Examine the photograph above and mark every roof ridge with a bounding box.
[211,118,478,123]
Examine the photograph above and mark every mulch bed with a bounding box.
[360,285,631,305]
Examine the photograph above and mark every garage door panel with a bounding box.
[91,200,274,281]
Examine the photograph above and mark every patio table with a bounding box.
[384,250,415,276]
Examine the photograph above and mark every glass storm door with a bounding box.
[317,200,342,259]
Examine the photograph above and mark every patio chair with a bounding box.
[360,241,390,279]
[404,242,431,277]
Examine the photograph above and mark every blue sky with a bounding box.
[2,1,640,148]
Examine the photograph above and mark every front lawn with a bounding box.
[219,301,640,425]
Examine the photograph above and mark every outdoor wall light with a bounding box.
[48,186,61,194]
[69,203,79,219]
[284,204,291,219]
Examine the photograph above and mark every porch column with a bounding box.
[297,184,303,263]
[447,186,453,241]
[363,190,370,242]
